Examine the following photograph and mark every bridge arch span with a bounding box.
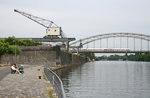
[70,32,150,46]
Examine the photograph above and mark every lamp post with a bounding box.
[13,39,16,64]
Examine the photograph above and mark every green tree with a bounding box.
[144,53,150,61]
[0,36,42,56]
[7,45,21,55]
[4,36,16,45]
[80,52,96,59]
[97,53,150,62]
[0,42,9,55]
[108,55,121,60]
[4,36,42,46]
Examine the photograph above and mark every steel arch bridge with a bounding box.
[70,32,150,53]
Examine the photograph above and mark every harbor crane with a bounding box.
[14,9,65,38]
[14,9,75,51]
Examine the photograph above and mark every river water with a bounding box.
[56,61,150,98]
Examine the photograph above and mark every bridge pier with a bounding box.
[125,53,128,56]
[67,41,69,52]
[74,47,79,54]
[135,52,142,55]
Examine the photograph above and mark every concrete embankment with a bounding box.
[0,46,88,67]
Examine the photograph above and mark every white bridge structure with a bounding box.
[70,33,150,53]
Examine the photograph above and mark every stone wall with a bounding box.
[0,46,87,66]
[0,46,56,65]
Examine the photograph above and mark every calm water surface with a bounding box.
[56,61,150,98]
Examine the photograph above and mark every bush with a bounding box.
[0,42,9,55]
[4,36,42,46]
[0,36,42,56]
[21,39,42,46]
[0,42,21,56]
[4,36,16,45]
[7,45,21,55]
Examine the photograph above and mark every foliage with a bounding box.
[0,41,21,56]
[127,53,150,61]
[0,42,9,55]
[7,45,21,55]
[97,53,150,61]
[0,36,42,56]
[80,52,96,59]
[4,36,16,45]
[4,36,42,46]
[96,55,108,61]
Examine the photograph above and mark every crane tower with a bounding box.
[14,9,65,38]
[14,9,75,51]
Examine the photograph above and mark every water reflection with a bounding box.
[55,61,150,98]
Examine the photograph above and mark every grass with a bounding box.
[47,85,53,98]
[41,67,48,81]
[41,67,57,98]
[0,64,11,69]
[0,64,11,67]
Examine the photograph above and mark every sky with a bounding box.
[0,0,150,41]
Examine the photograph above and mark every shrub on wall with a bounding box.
[0,42,21,56]
[0,42,9,55]
[4,36,42,46]
[0,36,42,56]
[7,45,21,55]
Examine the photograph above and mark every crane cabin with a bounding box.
[46,27,61,36]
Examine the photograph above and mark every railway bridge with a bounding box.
[70,33,150,53]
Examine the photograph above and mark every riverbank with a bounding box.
[49,62,86,71]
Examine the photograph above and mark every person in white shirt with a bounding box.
[11,65,16,70]
[11,64,20,73]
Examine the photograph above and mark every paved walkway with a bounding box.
[0,66,49,98]
[0,67,10,80]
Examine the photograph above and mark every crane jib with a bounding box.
[14,9,65,38]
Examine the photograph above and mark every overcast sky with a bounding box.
[0,0,150,40]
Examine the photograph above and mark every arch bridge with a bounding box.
[70,33,150,53]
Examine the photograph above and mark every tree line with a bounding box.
[79,52,150,62]
[0,36,42,56]
[80,52,96,60]
[96,53,150,61]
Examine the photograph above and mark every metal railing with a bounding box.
[44,65,66,98]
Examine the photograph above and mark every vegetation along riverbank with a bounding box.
[80,52,150,62]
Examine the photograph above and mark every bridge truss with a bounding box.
[70,33,150,53]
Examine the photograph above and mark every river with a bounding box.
[55,61,150,98]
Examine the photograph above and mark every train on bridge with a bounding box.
[82,48,130,52]
[70,48,150,53]
[70,48,131,53]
